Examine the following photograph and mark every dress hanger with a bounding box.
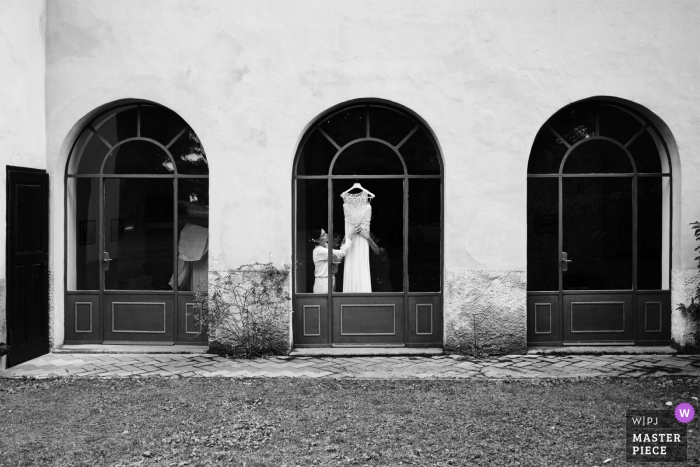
[340,182,375,198]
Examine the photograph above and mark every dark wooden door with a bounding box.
[6,168,49,367]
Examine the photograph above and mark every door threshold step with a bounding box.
[527,345,676,356]
[54,344,209,354]
[289,347,444,357]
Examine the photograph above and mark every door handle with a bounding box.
[562,252,572,271]
[103,251,113,271]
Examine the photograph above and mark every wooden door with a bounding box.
[6,168,49,367]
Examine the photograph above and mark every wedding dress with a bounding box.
[342,193,372,292]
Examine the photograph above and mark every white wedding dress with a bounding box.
[342,193,372,292]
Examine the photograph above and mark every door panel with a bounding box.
[293,296,330,347]
[563,294,634,342]
[407,296,442,345]
[636,292,671,344]
[7,169,49,367]
[102,294,174,343]
[527,294,560,344]
[65,294,101,344]
[177,294,207,344]
[332,296,405,345]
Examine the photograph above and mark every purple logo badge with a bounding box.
[675,403,695,424]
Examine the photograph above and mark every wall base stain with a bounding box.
[444,269,527,355]
[672,269,700,348]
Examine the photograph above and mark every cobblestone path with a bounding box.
[2,353,700,379]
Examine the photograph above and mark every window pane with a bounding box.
[67,177,100,290]
[141,105,187,146]
[333,179,403,293]
[320,106,366,148]
[409,179,440,292]
[176,178,209,292]
[103,140,174,174]
[170,129,209,175]
[104,179,174,290]
[638,177,662,290]
[75,130,110,174]
[399,128,441,175]
[369,106,415,147]
[549,102,597,146]
[296,179,328,294]
[628,129,662,173]
[599,104,643,146]
[332,141,404,175]
[563,177,632,290]
[94,106,138,147]
[527,178,558,291]
[563,139,632,174]
[296,129,337,175]
[527,127,568,174]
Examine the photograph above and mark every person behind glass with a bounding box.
[357,230,393,292]
[311,227,359,293]
[331,233,344,291]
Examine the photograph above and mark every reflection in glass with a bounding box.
[409,179,440,292]
[369,106,415,147]
[628,129,662,173]
[332,141,404,175]
[638,178,662,290]
[94,106,138,147]
[527,178,558,291]
[67,177,100,290]
[296,129,338,176]
[400,128,441,175]
[320,106,366,147]
[563,139,632,174]
[549,101,597,146]
[527,127,568,174]
[296,180,328,293]
[103,140,174,174]
[104,179,174,290]
[76,131,110,174]
[563,178,632,290]
[599,104,642,146]
[333,179,403,293]
[141,105,187,146]
[170,130,209,175]
[175,178,209,292]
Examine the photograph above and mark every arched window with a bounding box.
[527,100,671,345]
[65,103,209,344]
[293,102,443,347]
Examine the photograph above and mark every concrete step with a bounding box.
[54,344,208,354]
[527,345,677,356]
[289,347,444,357]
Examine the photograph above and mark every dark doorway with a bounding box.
[6,167,49,367]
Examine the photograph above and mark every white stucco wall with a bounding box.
[0,0,46,369]
[37,0,700,349]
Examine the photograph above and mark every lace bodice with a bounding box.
[342,194,372,228]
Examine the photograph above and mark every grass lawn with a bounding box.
[0,376,698,466]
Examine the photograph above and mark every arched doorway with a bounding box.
[293,102,443,347]
[527,100,671,345]
[64,103,209,344]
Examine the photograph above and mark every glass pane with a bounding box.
[628,129,662,173]
[399,128,441,175]
[549,101,597,146]
[176,178,209,292]
[296,129,337,176]
[638,177,662,290]
[104,179,174,290]
[320,106,366,148]
[141,105,187,146]
[332,141,404,175]
[333,179,403,293]
[103,140,174,174]
[67,178,100,290]
[369,106,415,147]
[76,130,110,174]
[563,177,632,290]
[563,139,632,174]
[599,104,643,146]
[409,179,440,292]
[296,179,328,294]
[94,106,138,147]
[170,129,209,175]
[527,127,568,174]
[527,178,558,291]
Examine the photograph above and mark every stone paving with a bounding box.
[2,352,700,379]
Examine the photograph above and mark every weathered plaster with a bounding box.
[671,269,700,348]
[0,0,46,366]
[444,269,527,354]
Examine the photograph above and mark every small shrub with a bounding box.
[195,262,291,358]
[676,221,700,352]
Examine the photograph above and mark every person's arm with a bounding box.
[358,230,382,255]
[331,228,359,261]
